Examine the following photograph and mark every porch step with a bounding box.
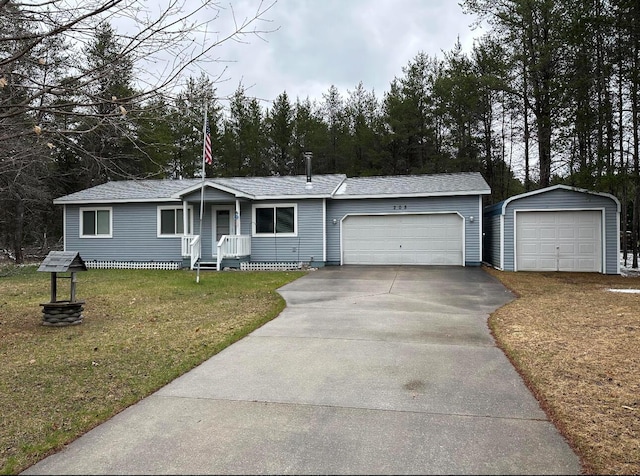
[197,261,218,270]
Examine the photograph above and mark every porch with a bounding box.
[182,234,251,270]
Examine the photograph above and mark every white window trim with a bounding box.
[79,207,113,238]
[252,203,298,237]
[157,205,194,237]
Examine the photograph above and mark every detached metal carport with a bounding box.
[483,185,620,274]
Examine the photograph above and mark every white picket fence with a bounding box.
[240,261,305,271]
[86,261,181,270]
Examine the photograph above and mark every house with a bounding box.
[483,185,620,274]
[53,172,490,270]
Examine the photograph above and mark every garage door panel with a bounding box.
[578,243,596,253]
[539,227,558,239]
[539,243,557,254]
[538,258,558,270]
[343,214,463,266]
[558,228,576,240]
[516,211,601,272]
[557,242,577,253]
[520,243,536,254]
[579,228,596,239]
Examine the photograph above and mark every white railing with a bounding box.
[181,235,196,257]
[217,235,251,270]
[183,234,250,270]
[181,235,200,270]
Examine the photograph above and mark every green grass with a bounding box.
[0,266,305,474]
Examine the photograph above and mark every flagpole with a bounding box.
[196,105,208,284]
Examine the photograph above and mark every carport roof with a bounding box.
[484,184,621,215]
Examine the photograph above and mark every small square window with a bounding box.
[80,208,112,238]
[276,207,294,233]
[256,208,275,234]
[158,206,193,237]
[253,205,296,236]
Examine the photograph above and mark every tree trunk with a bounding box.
[523,63,531,191]
[13,198,24,264]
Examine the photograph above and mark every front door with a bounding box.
[212,206,234,256]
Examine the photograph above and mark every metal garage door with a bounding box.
[515,210,602,272]
[342,214,463,265]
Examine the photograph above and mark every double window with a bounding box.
[253,204,297,236]
[158,206,193,237]
[80,208,112,238]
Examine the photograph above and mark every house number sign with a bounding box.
[393,205,407,210]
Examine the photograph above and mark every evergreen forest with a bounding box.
[2,0,640,266]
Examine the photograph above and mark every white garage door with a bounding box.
[342,214,463,265]
[515,210,602,272]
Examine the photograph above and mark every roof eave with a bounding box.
[53,197,181,205]
[253,193,335,200]
[499,184,621,214]
[333,189,491,199]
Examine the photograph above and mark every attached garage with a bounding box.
[325,172,490,267]
[342,213,463,265]
[483,185,620,274]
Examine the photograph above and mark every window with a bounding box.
[158,206,193,237]
[80,208,112,238]
[253,204,297,236]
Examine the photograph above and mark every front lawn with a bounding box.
[0,266,304,474]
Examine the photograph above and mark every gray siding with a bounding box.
[500,188,619,273]
[63,195,488,268]
[184,187,237,203]
[241,199,324,264]
[326,196,483,266]
[64,203,183,262]
[482,212,501,269]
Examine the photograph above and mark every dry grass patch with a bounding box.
[485,267,640,475]
[0,266,304,474]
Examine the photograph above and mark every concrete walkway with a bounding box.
[23,266,581,475]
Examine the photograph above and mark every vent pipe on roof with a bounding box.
[304,152,313,189]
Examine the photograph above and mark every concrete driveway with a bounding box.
[23,266,581,475]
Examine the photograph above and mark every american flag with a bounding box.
[204,120,212,165]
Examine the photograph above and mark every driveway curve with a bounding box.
[23,266,581,475]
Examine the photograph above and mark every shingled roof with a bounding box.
[53,172,489,204]
[180,174,348,199]
[335,172,490,197]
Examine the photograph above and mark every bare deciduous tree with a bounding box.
[0,0,276,262]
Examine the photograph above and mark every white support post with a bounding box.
[235,199,241,235]
[182,200,188,236]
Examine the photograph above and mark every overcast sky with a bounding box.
[201,0,483,106]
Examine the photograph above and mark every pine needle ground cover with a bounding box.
[0,266,304,474]
[485,267,639,475]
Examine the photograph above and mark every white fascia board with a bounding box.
[500,184,621,214]
[53,197,181,205]
[332,190,491,200]
[252,194,334,200]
